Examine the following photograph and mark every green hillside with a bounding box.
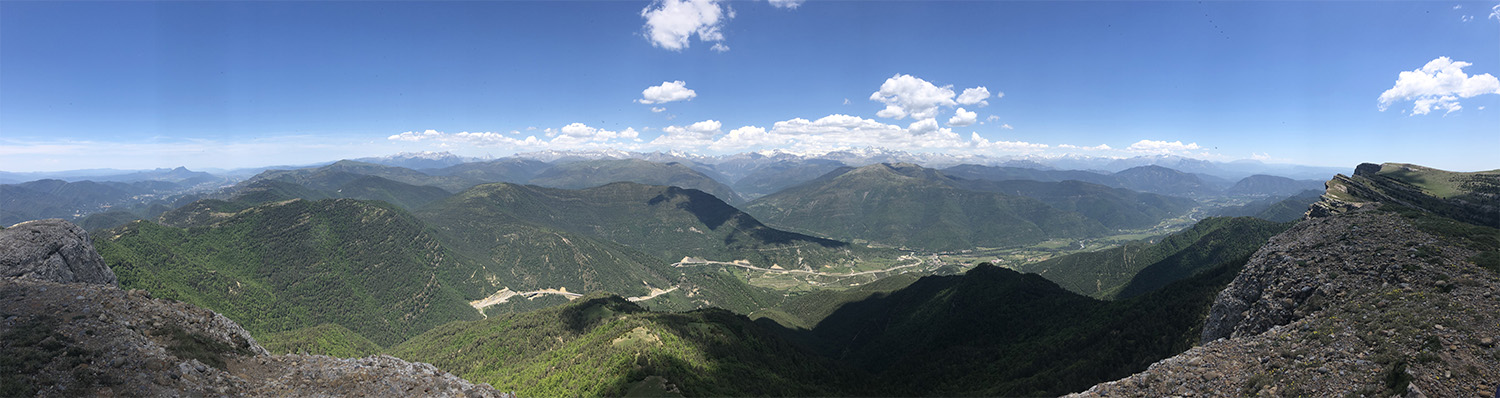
[247,160,480,193]
[428,157,552,183]
[731,160,846,198]
[958,179,1197,230]
[94,198,484,346]
[1021,217,1288,299]
[260,323,383,357]
[800,258,1251,396]
[528,159,744,204]
[442,182,864,269]
[391,294,859,397]
[417,187,783,316]
[746,163,1103,251]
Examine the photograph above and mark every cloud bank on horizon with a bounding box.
[385,72,1220,160]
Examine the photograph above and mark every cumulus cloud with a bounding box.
[969,133,1049,152]
[956,87,992,107]
[651,119,722,147]
[768,0,804,9]
[1058,143,1111,151]
[651,107,666,113]
[908,118,940,134]
[390,124,640,149]
[870,74,957,120]
[388,130,444,142]
[638,81,698,104]
[1127,140,1202,154]
[948,108,978,127]
[640,0,731,51]
[1378,56,1500,115]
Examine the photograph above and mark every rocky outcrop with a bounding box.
[1307,163,1500,227]
[0,219,117,286]
[0,218,506,397]
[1071,210,1500,397]
[0,277,508,397]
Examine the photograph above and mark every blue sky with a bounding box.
[2,0,1497,172]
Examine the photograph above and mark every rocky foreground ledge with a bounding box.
[1,219,507,397]
[1070,211,1500,397]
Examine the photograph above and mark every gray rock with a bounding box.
[0,219,117,286]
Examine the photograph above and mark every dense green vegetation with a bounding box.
[958,179,1197,230]
[247,160,481,193]
[260,323,383,357]
[1022,217,1288,299]
[95,198,484,346]
[528,159,744,204]
[1,179,184,226]
[731,160,846,198]
[427,157,551,183]
[440,182,868,269]
[747,163,1104,251]
[391,294,860,397]
[792,257,1251,396]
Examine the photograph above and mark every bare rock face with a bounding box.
[0,219,117,286]
[1072,211,1500,397]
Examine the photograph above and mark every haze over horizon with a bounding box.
[2,1,1497,173]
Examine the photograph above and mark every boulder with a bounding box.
[0,218,118,286]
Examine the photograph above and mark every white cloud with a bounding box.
[651,119,722,147]
[1127,140,1202,154]
[908,118,940,134]
[1491,4,1500,20]
[640,0,730,51]
[391,124,640,149]
[711,43,729,52]
[768,0,804,9]
[388,130,444,142]
[1058,143,1111,151]
[1000,124,1014,129]
[651,107,666,113]
[869,74,957,120]
[1462,15,1474,22]
[956,87,993,107]
[709,125,780,151]
[947,108,978,127]
[1454,4,1462,9]
[969,133,1048,152]
[985,115,1000,122]
[638,80,698,104]
[1379,56,1500,115]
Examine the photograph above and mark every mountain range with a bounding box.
[4,160,1497,396]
